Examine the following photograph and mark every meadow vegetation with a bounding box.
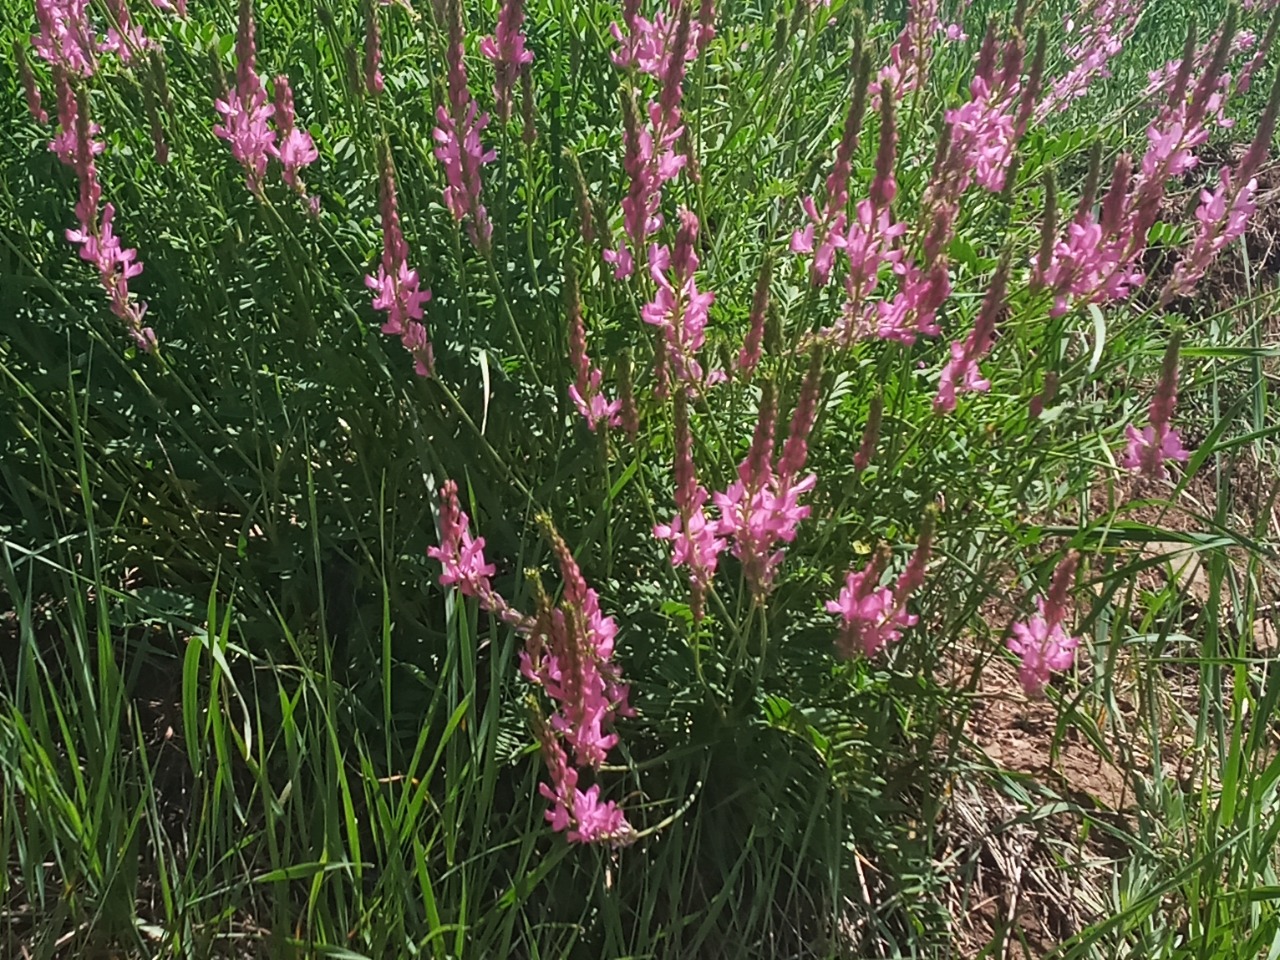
[2,0,1280,955]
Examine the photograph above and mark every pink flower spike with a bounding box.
[272,76,319,192]
[366,149,435,376]
[1121,333,1192,480]
[479,0,533,123]
[1007,552,1082,697]
[1007,603,1079,697]
[365,2,386,95]
[827,550,917,659]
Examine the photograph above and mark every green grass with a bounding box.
[2,0,1280,956]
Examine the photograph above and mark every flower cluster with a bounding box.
[609,0,711,78]
[565,261,621,431]
[521,521,634,846]
[653,390,724,619]
[366,148,435,377]
[641,208,717,393]
[1040,22,1249,318]
[1007,553,1081,697]
[213,0,276,193]
[1037,0,1142,119]
[272,75,319,205]
[604,0,704,278]
[827,517,932,660]
[479,0,533,123]
[433,0,496,251]
[428,485,631,845]
[1121,332,1191,480]
[711,374,820,598]
[49,78,155,351]
[934,254,1009,413]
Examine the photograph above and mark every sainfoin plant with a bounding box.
[6,0,1280,954]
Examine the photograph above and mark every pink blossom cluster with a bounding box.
[365,2,385,95]
[712,370,822,598]
[17,41,49,123]
[934,255,1008,413]
[871,0,950,109]
[609,0,710,78]
[99,0,151,62]
[1143,27,1256,110]
[944,26,1028,196]
[434,0,496,252]
[52,81,155,352]
[1041,30,1252,318]
[366,151,435,377]
[32,0,155,76]
[213,0,276,193]
[1007,553,1081,697]
[641,209,718,393]
[604,0,702,278]
[427,483,632,845]
[566,266,622,430]
[653,390,725,619]
[1163,168,1257,302]
[479,0,534,123]
[272,75,320,206]
[1120,334,1190,479]
[790,72,871,288]
[427,480,529,627]
[827,521,931,659]
[1036,0,1142,119]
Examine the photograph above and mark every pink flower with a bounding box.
[272,75,319,194]
[828,520,932,659]
[213,0,275,193]
[641,209,717,392]
[16,41,49,123]
[1007,601,1079,696]
[32,0,97,76]
[366,151,435,377]
[566,264,621,431]
[827,560,917,659]
[365,3,385,95]
[1163,167,1258,302]
[1120,332,1191,480]
[535,722,632,846]
[99,0,151,61]
[66,203,156,352]
[934,255,1008,412]
[434,0,495,251]
[1037,0,1142,119]
[479,0,533,123]
[1006,552,1081,697]
[427,480,530,630]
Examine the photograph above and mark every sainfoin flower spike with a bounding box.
[433,0,496,251]
[641,208,717,392]
[427,479,528,628]
[1120,331,1190,479]
[935,252,1009,413]
[521,518,634,846]
[365,146,435,376]
[479,0,533,123]
[565,259,621,431]
[213,0,275,193]
[1007,552,1081,697]
[57,86,156,352]
[827,516,932,659]
[653,389,725,620]
[272,75,319,198]
[16,41,49,123]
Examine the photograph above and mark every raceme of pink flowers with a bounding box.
[213,0,275,192]
[434,0,496,251]
[427,483,631,845]
[1006,553,1081,697]
[366,152,435,377]
[479,0,533,123]
[1121,333,1190,480]
[641,209,717,392]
